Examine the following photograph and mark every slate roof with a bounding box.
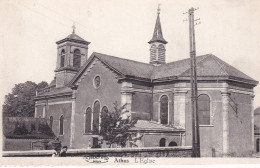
[153,54,257,83]
[56,33,90,45]
[94,52,154,79]
[35,86,72,98]
[66,33,87,42]
[148,13,167,44]
[70,52,258,86]
[131,120,184,132]
[151,55,209,79]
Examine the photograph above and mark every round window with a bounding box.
[94,75,101,88]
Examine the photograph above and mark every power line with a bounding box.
[19,3,71,29]
[36,2,90,30]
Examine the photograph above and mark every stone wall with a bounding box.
[3,146,192,157]
[228,92,253,156]
[3,138,33,151]
[3,138,60,151]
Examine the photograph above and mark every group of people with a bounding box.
[52,146,68,157]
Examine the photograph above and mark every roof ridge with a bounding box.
[209,54,229,76]
[178,54,211,77]
[94,54,126,76]
[94,52,154,67]
[69,52,154,86]
[210,55,256,82]
[163,54,210,65]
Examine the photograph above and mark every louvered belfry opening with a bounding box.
[157,44,165,63]
[60,50,65,68]
[73,49,81,68]
[150,44,157,62]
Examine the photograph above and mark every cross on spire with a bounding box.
[157,4,161,14]
[72,23,76,34]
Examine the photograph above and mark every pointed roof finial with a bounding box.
[157,4,161,14]
[72,23,76,34]
[148,4,167,44]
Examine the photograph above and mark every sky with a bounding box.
[0,0,260,108]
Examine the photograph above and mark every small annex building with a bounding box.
[3,117,57,151]
[34,9,258,157]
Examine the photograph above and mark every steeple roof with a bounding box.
[148,10,167,44]
[56,25,90,45]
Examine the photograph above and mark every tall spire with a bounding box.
[148,5,167,44]
[148,5,167,66]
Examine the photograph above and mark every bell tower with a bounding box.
[148,5,167,66]
[55,25,90,88]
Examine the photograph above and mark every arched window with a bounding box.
[198,94,210,125]
[160,95,168,124]
[159,138,166,147]
[150,44,156,61]
[158,44,165,62]
[85,107,92,133]
[101,106,108,114]
[168,141,177,146]
[50,116,53,130]
[59,115,64,135]
[100,106,109,135]
[60,49,65,68]
[73,49,81,68]
[257,138,260,153]
[92,101,100,134]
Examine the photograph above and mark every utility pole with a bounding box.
[187,7,201,157]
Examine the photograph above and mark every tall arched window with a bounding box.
[73,49,81,68]
[100,106,109,134]
[257,138,260,153]
[158,44,165,62]
[59,115,64,135]
[92,101,100,134]
[198,94,210,125]
[159,138,166,147]
[60,49,65,68]
[50,116,53,130]
[160,95,168,124]
[85,107,92,133]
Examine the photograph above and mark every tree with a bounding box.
[2,81,48,117]
[36,81,48,91]
[99,102,142,148]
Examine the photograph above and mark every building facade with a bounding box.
[34,9,258,157]
[254,107,260,153]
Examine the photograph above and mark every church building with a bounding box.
[34,8,258,157]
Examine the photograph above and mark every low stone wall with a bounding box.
[3,138,33,151]
[3,146,192,157]
[3,138,61,151]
